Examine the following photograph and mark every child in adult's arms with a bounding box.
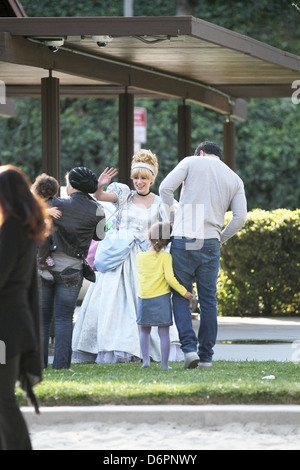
[136,222,193,369]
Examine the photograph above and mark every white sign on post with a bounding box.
[134,107,147,145]
[0,80,6,104]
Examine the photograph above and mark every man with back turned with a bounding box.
[159,141,247,369]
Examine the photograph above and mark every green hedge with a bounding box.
[217,209,300,316]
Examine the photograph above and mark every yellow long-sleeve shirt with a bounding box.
[137,251,187,299]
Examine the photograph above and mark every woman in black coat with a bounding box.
[0,165,49,450]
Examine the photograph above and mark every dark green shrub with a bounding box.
[217,209,300,316]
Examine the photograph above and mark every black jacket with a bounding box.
[0,217,42,412]
[51,192,106,259]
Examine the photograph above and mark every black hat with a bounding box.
[68,167,98,194]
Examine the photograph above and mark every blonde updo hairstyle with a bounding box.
[130,149,158,185]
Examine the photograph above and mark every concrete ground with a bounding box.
[48,312,300,363]
[203,316,300,362]
[23,404,300,428]
[28,315,300,449]
[67,311,300,363]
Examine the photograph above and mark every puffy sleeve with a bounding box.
[106,182,132,210]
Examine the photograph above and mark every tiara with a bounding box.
[131,162,155,176]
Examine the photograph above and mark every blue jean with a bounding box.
[170,238,220,362]
[41,269,83,369]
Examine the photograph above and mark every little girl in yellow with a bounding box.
[137,222,193,369]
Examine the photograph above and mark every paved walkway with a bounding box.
[34,315,300,448]
[66,312,300,363]
[204,316,300,362]
[23,404,300,428]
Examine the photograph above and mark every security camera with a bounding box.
[97,41,107,48]
[92,35,113,48]
[43,38,64,52]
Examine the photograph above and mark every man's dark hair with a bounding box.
[194,141,223,160]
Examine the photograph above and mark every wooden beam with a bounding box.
[8,83,286,102]
[0,33,247,120]
[0,16,298,73]
[118,92,134,186]
[223,119,236,171]
[0,97,15,117]
[0,16,193,37]
[178,103,191,160]
[3,0,27,17]
[6,85,166,98]
[216,85,295,98]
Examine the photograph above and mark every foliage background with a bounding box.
[218,209,300,316]
[0,0,299,211]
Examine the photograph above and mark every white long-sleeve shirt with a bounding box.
[159,156,247,244]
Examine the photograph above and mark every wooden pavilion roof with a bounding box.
[0,13,299,120]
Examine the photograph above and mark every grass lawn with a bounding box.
[17,361,300,407]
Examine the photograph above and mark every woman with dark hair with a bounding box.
[0,165,49,450]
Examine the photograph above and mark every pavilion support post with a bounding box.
[178,102,192,161]
[0,98,15,118]
[41,72,60,183]
[223,118,236,171]
[118,91,134,186]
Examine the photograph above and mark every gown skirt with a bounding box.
[72,243,183,363]
[72,186,183,364]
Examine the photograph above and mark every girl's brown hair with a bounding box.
[149,222,172,252]
[0,165,50,242]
